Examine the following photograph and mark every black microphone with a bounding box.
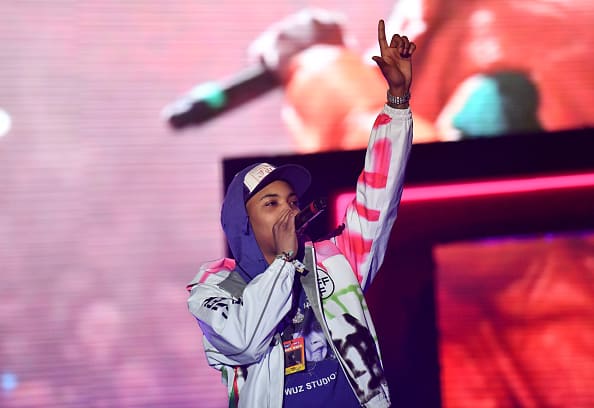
[296,198,327,234]
[162,64,279,129]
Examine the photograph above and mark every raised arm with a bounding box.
[334,20,415,291]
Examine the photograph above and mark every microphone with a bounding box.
[162,64,279,129]
[296,198,327,234]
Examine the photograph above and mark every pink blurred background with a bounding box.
[0,2,386,407]
[1,1,593,407]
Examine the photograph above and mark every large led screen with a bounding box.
[1,1,593,407]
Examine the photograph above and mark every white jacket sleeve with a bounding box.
[334,105,413,291]
[187,258,296,366]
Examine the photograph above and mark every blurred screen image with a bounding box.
[1,1,593,407]
[436,231,594,407]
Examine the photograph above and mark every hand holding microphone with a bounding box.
[162,9,346,130]
[162,64,279,129]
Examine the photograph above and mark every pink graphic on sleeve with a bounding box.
[354,201,380,222]
[373,113,392,128]
[358,139,392,189]
[186,258,237,291]
[313,240,342,263]
[335,230,373,284]
[200,258,236,283]
[207,258,236,273]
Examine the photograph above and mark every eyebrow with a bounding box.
[258,192,298,202]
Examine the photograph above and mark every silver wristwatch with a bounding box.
[387,90,411,105]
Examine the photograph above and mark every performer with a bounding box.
[187,19,415,407]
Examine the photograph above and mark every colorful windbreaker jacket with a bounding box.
[187,105,413,407]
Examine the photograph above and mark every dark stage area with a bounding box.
[223,127,594,407]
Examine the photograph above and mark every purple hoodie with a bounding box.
[220,163,311,283]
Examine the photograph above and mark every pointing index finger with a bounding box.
[378,19,388,56]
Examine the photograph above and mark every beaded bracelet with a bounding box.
[275,250,294,262]
[275,251,306,274]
